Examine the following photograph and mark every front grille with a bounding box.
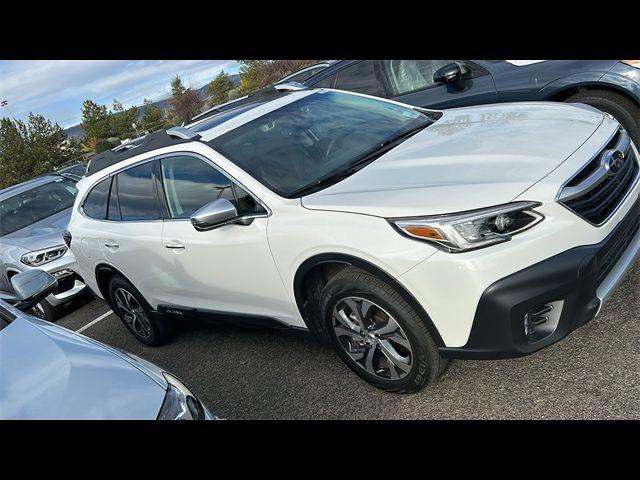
[560,129,639,225]
[596,198,640,285]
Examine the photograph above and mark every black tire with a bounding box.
[319,266,447,393]
[564,90,640,147]
[29,300,62,322]
[108,274,172,346]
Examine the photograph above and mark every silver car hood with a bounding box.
[0,316,167,420]
[0,208,71,251]
[302,102,604,217]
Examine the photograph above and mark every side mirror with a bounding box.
[433,63,464,87]
[9,270,58,312]
[190,198,239,231]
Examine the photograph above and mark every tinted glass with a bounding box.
[160,156,235,219]
[209,91,427,197]
[233,184,264,216]
[286,65,328,84]
[107,176,121,221]
[82,177,110,220]
[116,162,161,221]
[334,61,384,96]
[311,74,335,88]
[0,178,79,235]
[383,60,470,96]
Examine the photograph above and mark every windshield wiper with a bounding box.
[286,121,431,198]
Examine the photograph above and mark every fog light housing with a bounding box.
[524,300,563,343]
[51,269,73,279]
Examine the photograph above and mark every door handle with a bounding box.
[104,241,119,249]
[165,242,185,250]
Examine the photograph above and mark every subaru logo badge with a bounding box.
[603,150,625,174]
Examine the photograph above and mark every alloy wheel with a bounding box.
[332,297,414,380]
[30,303,46,319]
[114,287,152,339]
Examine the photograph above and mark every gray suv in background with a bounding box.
[0,174,87,320]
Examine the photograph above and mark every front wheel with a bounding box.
[319,267,447,393]
[28,300,61,322]
[108,274,172,346]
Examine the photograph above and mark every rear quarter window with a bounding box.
[82,177,111,219]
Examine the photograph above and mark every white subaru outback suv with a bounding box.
[67,89,639,393]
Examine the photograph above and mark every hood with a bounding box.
[0,208,71,251]
[302,102,604,217]
[0,316,167,419]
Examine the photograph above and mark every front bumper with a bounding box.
[24,253,87,307]
[440,197,639,359]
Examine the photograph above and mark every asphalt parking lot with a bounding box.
[56,262,639,420]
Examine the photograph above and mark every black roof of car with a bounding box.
[86,129,201,176]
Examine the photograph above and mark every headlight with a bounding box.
[20,245,68,266]
[389,201,544,252]
[157,373,209,420]
[622,60,640,69]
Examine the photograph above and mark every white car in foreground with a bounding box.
[68,89,639,392]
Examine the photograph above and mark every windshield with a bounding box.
[208,91,430,197]
[0,178,78,236]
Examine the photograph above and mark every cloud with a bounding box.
[0,60,239,128]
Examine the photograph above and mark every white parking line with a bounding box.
[76,310,114,333]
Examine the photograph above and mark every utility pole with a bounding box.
[1,99,18,123]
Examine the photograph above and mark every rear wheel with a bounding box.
[108,274,172,346]
[564,90,640,147]
[319,266,447,393]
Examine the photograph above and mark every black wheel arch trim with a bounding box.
[94,263,135,310]
[293,253,445,347]
[543,81,640,107]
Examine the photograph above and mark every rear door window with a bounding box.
[115,162,161,221]
[333,61,385,96]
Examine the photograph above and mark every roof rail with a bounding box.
[86,128,202,176]
[274,81,307,92]
[166,126,201,140]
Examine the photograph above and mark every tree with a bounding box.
[0,114,82,188]
[80,100,111,143]
[168,75,205,124]
[109,99,138,140]
[238,60,266,92]
[207,71,235,106]
[228,88,242,101]
[141,99,165,132]
[258,60,318,86]
[95,139,113,153]
[170,75,186,97]
[238,60,318,93]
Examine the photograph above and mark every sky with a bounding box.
[0,60,241,129]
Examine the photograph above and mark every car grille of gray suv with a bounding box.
[559,129,639,225]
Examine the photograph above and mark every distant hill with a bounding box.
[64,74,239,141]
